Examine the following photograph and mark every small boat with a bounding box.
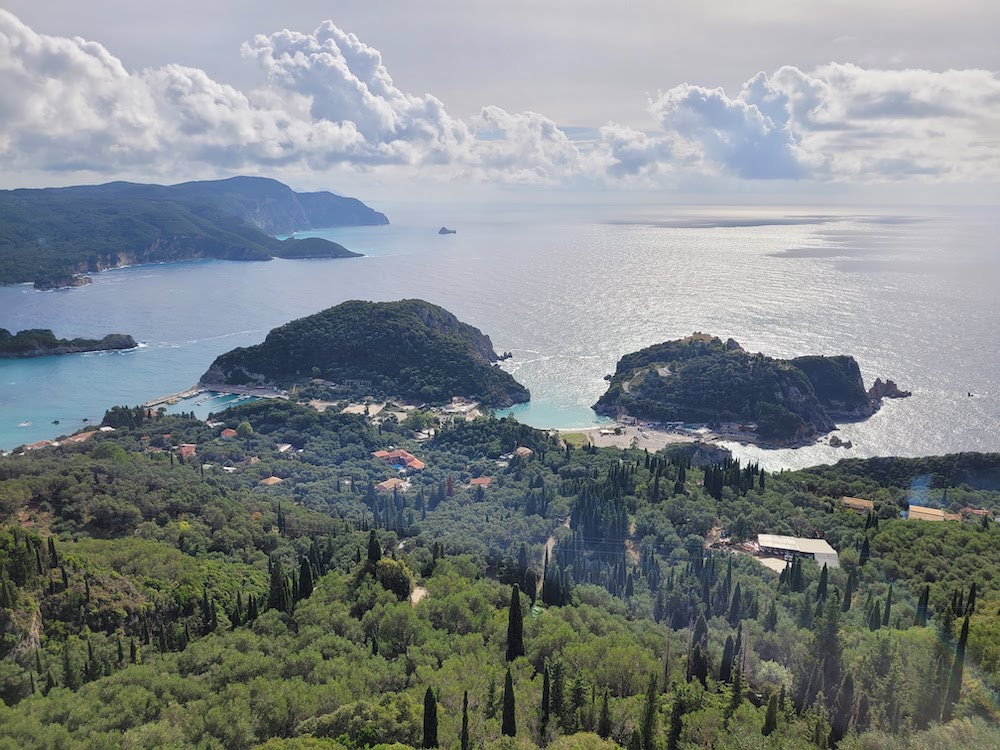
[18,421,31,427]
[52,420,60,425]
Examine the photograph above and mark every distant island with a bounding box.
[0,176,386,288]
[438,226,457,235]
[0,328,137,358]
[201,299,530,407]
[594,333,909,446]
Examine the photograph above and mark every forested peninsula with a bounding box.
[0,328,137,358]
[0,397,998,749]
[201,299,530,407]
[0,177,383,288]
[595,334,907,445]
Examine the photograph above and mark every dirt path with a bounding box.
[410,585,428,605]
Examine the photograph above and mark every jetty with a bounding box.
[143,387,204,408]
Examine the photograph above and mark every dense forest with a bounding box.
[594,335,885,445]
[0,177,381,286]
[202,300,531,408]
[0,399,998,749]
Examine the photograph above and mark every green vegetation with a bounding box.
[594,334,879,444]
[275,237,361,260]
[202,300,531,407]
[0,398,997,748]
[0,329,137,358]
[0,177,384,286]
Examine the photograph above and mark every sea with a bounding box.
[1,202,997,471]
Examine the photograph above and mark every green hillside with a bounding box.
[0,177,383,286]
[595,334,877,444]
[0,400,997,748]
[202,300,530,407]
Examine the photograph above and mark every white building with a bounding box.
[757,534,840,569]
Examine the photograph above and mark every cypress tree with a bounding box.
[299,557,314,600]
[666,689,685,750]
[725,666,743,726]
[367,529,381,564]
[727,582,742,626]
[129,637,137,664]
[859,537,870,566]
[62,642,80,690]
[868,601,882,631]
[763,693,778,736]
[267,560,290,613]
[501,668,516,737]
[942,615,970,721]
[628,730,642,750]
[966,582,977,615]
[842,574,855,612]
[422,686,438,748]
[719,635,735,683]
[816,564,828,602]
[506,584,524,661]
[461,690,470,750]
[541,665,551,725]
[597,689,612,739]
[882,585,893,627]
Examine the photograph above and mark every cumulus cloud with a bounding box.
[654,64,1000,181]
[0,9,997,186]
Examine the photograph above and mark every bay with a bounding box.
[1,203,997,470]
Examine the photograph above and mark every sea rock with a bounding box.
[868,378,912,402]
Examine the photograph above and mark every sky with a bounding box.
[1,1,998,205]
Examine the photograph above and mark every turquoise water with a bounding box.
[1,206,998,470]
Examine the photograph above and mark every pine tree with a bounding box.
[461,690,470,750]
[506,584,524,661]
[502,668,517,737]
[422,686,438,748]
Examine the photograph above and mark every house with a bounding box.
[220,428,238,439]
[259,476,284,486]
[841,496,874,514]
[757,534,840,569]
[514,446,534,459]
[908,505,960,522]
[469,477,492,487]
[372,449,426,471]
[961,507,994,521]
[276,443,293,453]
[376,477,407,493]
[177,444,197,459]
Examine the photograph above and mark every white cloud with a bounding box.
[653,64,1000,181]
[0,9,997,187]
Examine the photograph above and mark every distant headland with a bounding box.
[0,328,138,358]
[0,176,385,289]
[594,333,909,447]
[200,299,530,408]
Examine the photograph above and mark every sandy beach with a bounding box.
[559,424,702,450]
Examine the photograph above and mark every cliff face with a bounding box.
[594,335,889,445]
[790,355,875,420]
[201,299,529,408]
